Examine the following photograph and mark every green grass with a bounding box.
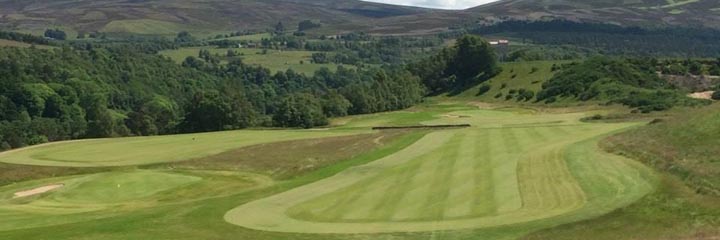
[524,103,720,239]
[0,39,54,49]
[226,108,656,234]
[0,103,688,239]
[0,169,268,232]
[0,129,363,167]
[159,47,352,75]
[449,61,570,103]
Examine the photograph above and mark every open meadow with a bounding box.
[160,47,351,75]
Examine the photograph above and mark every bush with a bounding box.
[713,91,720,100]
[494,92,503,98]
[477,85,491,96]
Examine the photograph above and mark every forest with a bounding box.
[0,35,496,150]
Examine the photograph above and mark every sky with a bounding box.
[362,0,500,10]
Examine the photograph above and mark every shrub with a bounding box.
[713,91,720,100]
[494,92,503,98]
[477,85,492,96]
[530,66,539,73]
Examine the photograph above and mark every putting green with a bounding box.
[0,129,361,167]
[0,170,271,231]
[225,109,656,233]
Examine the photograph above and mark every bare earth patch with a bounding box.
[688,91,715,100]
[13,184,64,198]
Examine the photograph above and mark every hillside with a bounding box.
[470,0,720,28]
[0,0,442,36]
[3,0,720,37]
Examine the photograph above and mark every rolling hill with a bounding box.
[0,0,444,36]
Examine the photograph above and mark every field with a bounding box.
[0,39,54,49]
[159,47,351,75]
[0,102,663,239]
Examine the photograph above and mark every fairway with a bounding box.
[226,109,656,233]
[0,129,361,167]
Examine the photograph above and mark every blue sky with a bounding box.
[362,0,500,10]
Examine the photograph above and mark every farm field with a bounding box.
[159,47,351,75]
[0,39,54,49]
[0,103,660,239]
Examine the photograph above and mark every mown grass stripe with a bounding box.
[493,127,523,213]
[422,132,463,220]
[443,130,481,219]
[390,148,445,220]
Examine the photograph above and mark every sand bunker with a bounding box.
[13,184,64,199]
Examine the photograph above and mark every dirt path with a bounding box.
[13,184,64,198]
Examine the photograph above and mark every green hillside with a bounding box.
[525,103,720,239]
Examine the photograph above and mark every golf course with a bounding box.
[0,103,661,239]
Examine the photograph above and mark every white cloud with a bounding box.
[362,0,500,10]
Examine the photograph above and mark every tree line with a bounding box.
[0,34,496,150]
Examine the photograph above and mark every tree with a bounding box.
[181,91,234,132]
[83,95,114,138]
[175,31,195,43]
[44,29,67,40]
[450,35,500,85]
[274,21,286,33]
[298,20,321,32]
[273,93,327,128]
[311,52,329,64]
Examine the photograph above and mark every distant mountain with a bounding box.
[0,0,442,36]
[1,0,719,36]
[469,0,720,28]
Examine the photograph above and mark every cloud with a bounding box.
[362,0,500,10]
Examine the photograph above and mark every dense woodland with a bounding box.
[0,35,499,150]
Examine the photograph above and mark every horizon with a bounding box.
[361,0,500,10]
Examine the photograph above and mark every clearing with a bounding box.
[160,47,352,75]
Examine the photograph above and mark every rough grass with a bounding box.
[451,61,565,101]
[524,103,720,239]
[155,131,408,179]
[226,108,656,234]
[0,129,362,167]
[159,47,352,75]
